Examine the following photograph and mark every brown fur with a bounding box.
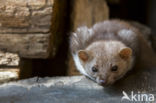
[70,20,156,86]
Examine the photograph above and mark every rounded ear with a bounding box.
[78,50,92,62]
[119,48,132,60]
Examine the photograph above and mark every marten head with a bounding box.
[78,41,134,86]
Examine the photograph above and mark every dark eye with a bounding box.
[92,66,98,72]
[111,65,118,72]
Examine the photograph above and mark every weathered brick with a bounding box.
[31,15,52,26]
[27,0,46,7]
[47,0,54,5]
[0,5,15,17]
[0,28,28,33]
[27,0,46,10]
[32,7,52,16]
[28,25,50,33]
[0,0,27,7]
[0,34,50,58]
[0,0,66,59]
[14,7,30,17]
[0,17,29,27]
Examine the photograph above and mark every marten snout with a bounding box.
[99,79,106,84]
[96,76,108,86]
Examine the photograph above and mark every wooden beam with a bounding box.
[68,0,109,75]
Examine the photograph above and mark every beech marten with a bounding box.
[70,20,156,86]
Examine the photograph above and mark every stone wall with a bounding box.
[18,0,69,79]
[0,0,54,58]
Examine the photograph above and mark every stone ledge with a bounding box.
[0,69,19,84]
[0,67,156,103]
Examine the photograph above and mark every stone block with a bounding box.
[0,34,50,58]
[0,0,67,59]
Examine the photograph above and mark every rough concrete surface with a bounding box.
[0,66,156,103]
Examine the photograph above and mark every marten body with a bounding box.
[70,20,156,86]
